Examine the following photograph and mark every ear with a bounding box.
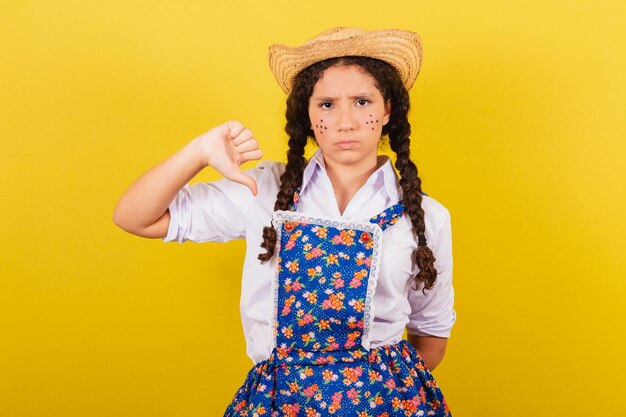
[382,99,391,125]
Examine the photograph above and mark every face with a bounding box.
[308,64,391,168]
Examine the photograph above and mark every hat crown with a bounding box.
[304,27,368,44]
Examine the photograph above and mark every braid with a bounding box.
[258,134,307,262]
[388,122,438,294]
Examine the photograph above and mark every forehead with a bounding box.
[312,64,379,94]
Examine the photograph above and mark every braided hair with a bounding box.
[258,56,438,294]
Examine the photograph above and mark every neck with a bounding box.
[324,155,380,191]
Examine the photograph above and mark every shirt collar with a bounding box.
[300,149,400,202]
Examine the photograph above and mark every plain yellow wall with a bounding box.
[1,1,625,416]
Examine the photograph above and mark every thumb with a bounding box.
[230,170,258,196]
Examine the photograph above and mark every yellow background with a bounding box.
[1,1,625,416]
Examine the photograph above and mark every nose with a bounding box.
[336,103,357,132]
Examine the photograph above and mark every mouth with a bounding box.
[336,140,358,149]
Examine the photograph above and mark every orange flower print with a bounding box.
[346,316,363,329]
[255,404,267,415]
[283,228,302,251]
[347,331,361,341]
[307,265,322,277]
[299,367,314,379]
[349,269,368,288]
[401,398,418,414]
[368,393,385,409]
[321,292,345,311]
[391,397,402,409]
[322,369,339,383]
[281,325,293,339]
[350,349,365,360]
[305,406,320,417]
[355,252,372,267]
[330,229,356,246]
[316,319,331,330]
[341,365,363,385]
[368,370,383,383]
[281,403,300,417]
[349,298,365,313]
[325,253,339,266]
[303,290,318,304]
[288,381,300,393]
[311,225,328,238]
[301,332,316,345]
[285,260,299,273]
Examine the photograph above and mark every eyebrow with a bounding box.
[312,93,374,102]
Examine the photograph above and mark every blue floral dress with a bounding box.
[224,188,451,417]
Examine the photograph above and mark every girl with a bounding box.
[114,27,455,416]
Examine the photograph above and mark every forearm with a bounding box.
[406,333,448,371]
[113,138,207,234]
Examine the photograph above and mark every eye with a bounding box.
[357,99,370,106]
[320,102,332,109]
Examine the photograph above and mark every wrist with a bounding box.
[187,137,210,169]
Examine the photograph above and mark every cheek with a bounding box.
[314,117,328,135]
[365,113,380,130]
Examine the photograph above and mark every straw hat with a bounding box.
[268,27,423,95]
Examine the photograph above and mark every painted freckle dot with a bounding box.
[371,127,374,130]
[324,126,327,129]
[376,119,378,123]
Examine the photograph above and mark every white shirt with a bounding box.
[163,149,456,365]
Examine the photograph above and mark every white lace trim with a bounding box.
[269,210,384,352]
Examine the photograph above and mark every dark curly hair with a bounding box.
[258,56,438,294]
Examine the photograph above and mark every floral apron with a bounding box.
[224,188,451,417]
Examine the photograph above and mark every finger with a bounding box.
[238,149,263,162]
[226,120,245,140]
[230,171,258,196]
[235,137,259,153]
[231,128,254,146]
